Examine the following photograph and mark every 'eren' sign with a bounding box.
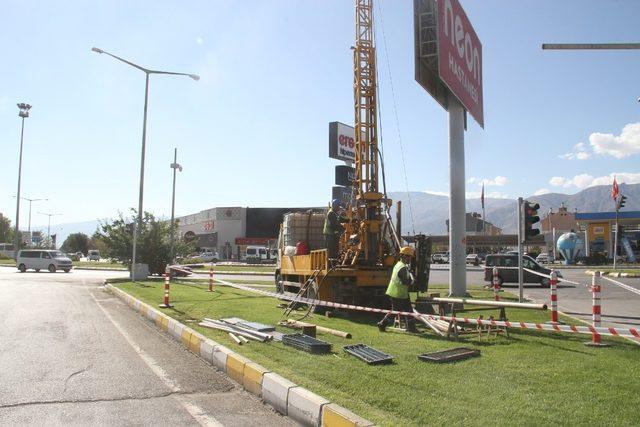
[438,0,483,128]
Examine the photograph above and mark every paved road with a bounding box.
[0,267,293,426]
[428,266,640,333]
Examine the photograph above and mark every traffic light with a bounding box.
[524,201,540,239]
[616,195,627,211]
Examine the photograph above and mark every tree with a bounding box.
[61,233,90,254]
[0,214,13,243]
[95,210,193,275]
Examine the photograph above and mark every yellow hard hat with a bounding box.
[399,246,415,257]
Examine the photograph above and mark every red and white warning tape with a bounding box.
[212,278,640,339]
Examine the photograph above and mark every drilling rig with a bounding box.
[275,0,431,309]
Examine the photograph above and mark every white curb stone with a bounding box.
[262,372,297,416]
[287,387,329,427]
[200,339,216,364]
[213,345,231,371]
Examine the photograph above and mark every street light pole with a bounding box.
[13,103,31,259]
[91,47,199,280]
[38,212,62,248]
[169,148,183,262]
[21,197,48,234]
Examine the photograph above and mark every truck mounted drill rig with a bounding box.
[276,0,431,310]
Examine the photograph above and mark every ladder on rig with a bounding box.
[283,269,322,317]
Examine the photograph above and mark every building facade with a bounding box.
[575,211,640,261]
[445,212,502,236]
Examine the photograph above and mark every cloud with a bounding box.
[467,177,477,184]
[195,36,204,45]
[534,188,551,196]
[477,176,508,186]
[558,142,591,160]
[589,122,640,158]
[549,172,640,189]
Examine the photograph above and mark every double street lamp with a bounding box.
[91,47,199,279]
[13,103,31,259]
[170,148,183,262]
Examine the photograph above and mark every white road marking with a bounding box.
[90,292,223,427]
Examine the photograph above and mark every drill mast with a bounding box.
[343,0,387,266]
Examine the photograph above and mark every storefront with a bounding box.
[576,211,640,261]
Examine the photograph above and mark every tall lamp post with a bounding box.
[91,47,199,280]
[38,212,62,248]
[169,148,183,262]
[13,103,31,259]
[22,197,48,234]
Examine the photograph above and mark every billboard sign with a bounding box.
[332,186,355,207]
[438,0,483,127]
[329,122,358,162]
[335,165,356,187]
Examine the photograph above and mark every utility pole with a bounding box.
[169,148,182,262]
[21,197,48,234]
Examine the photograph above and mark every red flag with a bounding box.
[481,183,485,209]
[611,177,619,200]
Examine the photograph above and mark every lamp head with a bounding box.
[91,47,104,54]
[17,103,31,118]
[189,74,200,81]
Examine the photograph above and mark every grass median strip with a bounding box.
[116,279,640,426]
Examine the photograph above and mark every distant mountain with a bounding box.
[389,183,640,235]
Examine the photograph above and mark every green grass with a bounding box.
[116,280,640,426]
[192,264,275,273]
[74,261,125,269]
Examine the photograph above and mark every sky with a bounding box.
[1,0,639,230]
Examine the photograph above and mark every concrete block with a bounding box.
[288,387,329,427]
[181,328,193,347]
[147,307,157,322]
[133,300,141,310]
[139,304,148,316]
[158,315,169,332]
[322,403,373,427]
[262,372,296,415]
[170,321,183,341]
[200,339,216,364]
[213,345,231,371]
[188,332,201,354]
[226,352,252,384]
[243,362,269,396]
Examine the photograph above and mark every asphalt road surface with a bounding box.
[0,266,294,426]
[428,265,640,334]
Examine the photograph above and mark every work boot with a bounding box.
[377,322,386,332]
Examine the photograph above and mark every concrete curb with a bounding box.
[104,283,373,427]
[585,270,640,278]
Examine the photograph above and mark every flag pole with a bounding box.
[481,183,486,235]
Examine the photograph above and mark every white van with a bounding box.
[17,250,73,273]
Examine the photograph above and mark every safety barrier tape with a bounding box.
[481,265,586,287]
[212,278,640,339]
[601,276,640,297]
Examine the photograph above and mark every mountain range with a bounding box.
[23,183,640,246]
[389,183,640,235]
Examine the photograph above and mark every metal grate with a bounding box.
[418,347,480,363]
[282,334,331,354]
[343,344,393,365]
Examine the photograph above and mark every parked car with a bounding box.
[199,250,220,262]
[483,254,561,287]
[431,252,449,264]
[87,250,100,261]
[16,249,73,273]
[535,253,551,264]
[68,251,84,261]
[465,253,479,266]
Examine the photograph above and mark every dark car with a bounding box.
[483,254,560,287]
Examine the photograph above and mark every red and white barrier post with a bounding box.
[547,270,561,324]
[159,268,173,308]
[492,267,500,301]
[207,267,214,292]
[585,271,609,347]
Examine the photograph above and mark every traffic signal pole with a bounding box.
[613,210,618,270]
[517,197,524,302]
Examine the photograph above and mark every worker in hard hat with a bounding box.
[323,199,345,259]
[377,246,418,333]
